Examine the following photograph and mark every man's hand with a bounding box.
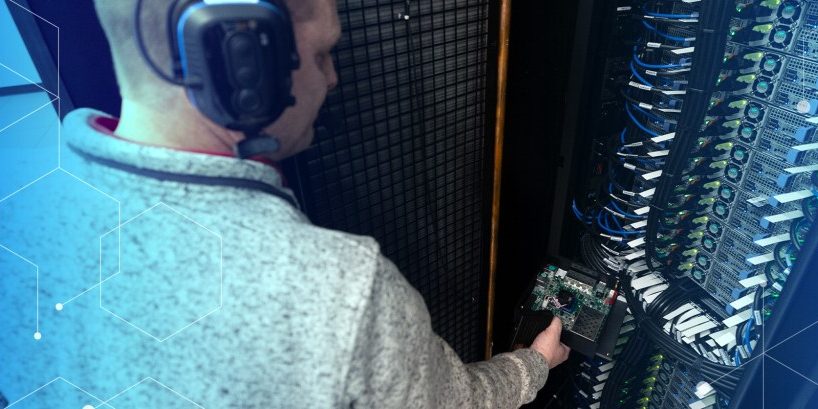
[530,317,571,368]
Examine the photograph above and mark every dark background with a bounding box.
[495,2,580,406]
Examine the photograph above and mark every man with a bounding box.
[0,0,569,407]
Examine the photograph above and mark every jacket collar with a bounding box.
[63,108,300,209]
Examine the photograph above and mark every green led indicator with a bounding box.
[754,24,774,34]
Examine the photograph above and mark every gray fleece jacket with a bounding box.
[0,108,548,408]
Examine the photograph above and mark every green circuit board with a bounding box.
[528,264,614,341]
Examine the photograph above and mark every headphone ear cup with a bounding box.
[169,0,300,141]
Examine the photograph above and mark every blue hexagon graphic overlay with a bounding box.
[0,170,120,336]
[0,247,38,361]
[100,203,222,341]
[0,0,60,199]
[105,378,203,408]
[5,378,107,409]
[0,0,60,94]
[0,93,59,200]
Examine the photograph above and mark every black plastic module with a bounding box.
[512,260,627,358]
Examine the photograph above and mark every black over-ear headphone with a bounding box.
[135,0,300,158]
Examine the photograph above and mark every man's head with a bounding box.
[93,0,341,159]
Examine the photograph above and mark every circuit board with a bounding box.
[528,264,616,342]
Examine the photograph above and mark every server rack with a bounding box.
[546,0,818,408]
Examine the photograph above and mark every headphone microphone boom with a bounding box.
[135,0,300,158]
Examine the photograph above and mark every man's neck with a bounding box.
[114,99,241,154]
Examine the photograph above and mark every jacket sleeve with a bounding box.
[343,255,550,409]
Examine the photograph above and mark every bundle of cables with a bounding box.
[624,271,745,391]
[571,0,700,275]
[581,1,806,407]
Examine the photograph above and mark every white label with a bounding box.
[740,274,769,288]
[747,196,769,207]
[625,249,646,260]
[660,89,687,95]
[785,164,818,174]
[671,46,696,55]
[628,220,648,229]
[723,309,753,327]
[729,292,757,310]
[644,290,663,304]
[675,315,711,331]
[642,170,663,180]
[677,309,701,325]
[754,233,790,247]
[710,327,737,347]
[627,237,646,248]
[764,210,805,224]
[747,253,775,265]
[657,108,683,113]
[632,273,663,290]
[652,132,676,143]
[629,81,653,91]
[639,188,656,198]
[681,321,719,338]
[793,142,818,152]
[772,190,813,204]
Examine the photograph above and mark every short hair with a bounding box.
[93,0,314,103]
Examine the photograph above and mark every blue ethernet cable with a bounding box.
[633,48,691,69]
[596,211,645,235]
[626,103,660,137]
[572,199,593,224]
[641,20,690,42]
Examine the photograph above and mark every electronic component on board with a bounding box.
[511,260,627,358]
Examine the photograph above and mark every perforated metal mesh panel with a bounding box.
[292,0,492,362]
